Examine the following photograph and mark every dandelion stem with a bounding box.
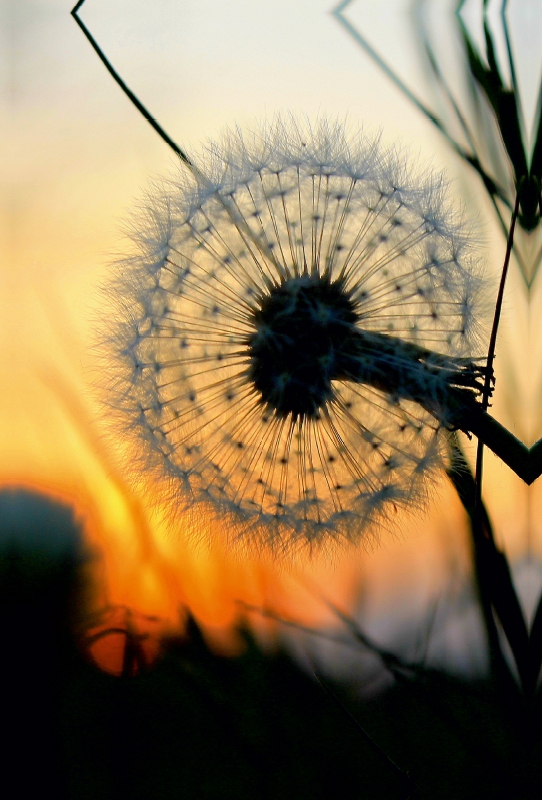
[455,405,531,483]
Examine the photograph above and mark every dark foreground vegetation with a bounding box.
[2,489,540,800]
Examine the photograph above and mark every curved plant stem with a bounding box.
[474,187,522,533]
[71,0,193,167]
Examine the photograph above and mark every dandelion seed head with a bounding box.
[102,116,487,553]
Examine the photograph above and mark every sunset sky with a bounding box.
[4,0,541,671]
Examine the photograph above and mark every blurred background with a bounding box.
[3,1,542,796]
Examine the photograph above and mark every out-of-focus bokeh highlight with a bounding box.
[3,0,541,677]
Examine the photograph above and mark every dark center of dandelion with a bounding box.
[247,275,359,419]
[246,274,487,424]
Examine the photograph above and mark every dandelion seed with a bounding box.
[103,117,487,551]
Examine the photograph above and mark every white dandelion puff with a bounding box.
[101,117,488,551]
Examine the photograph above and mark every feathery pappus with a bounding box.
[102,117,488,552]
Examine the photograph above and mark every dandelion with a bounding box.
[104,117,489,550]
